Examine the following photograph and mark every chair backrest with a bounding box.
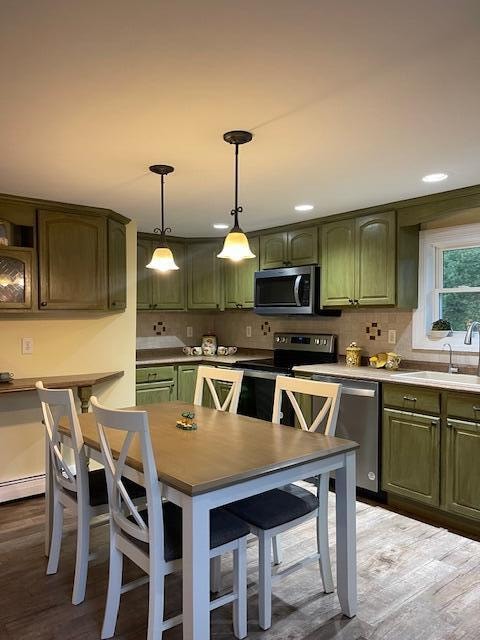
[272,376,342,435]
[36,381,86,497]
[91,396,163,553]
[193,365,244,414]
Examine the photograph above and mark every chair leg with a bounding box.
[258,533,272,630]
[317,512,334,594]
[72,505,90,605]
[147,571,165,640]
[101,537,124,639]
[233,540,247,639]
[210,555,222,594]
[46,496,64,575]
[272,535,282,566]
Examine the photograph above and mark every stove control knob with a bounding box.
[281,337,287,343]
[275,337,281,342]
[314,338,320,345]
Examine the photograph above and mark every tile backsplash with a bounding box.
[137,308,477,367]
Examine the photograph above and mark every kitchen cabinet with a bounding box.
[224,236,259,308]
[321,211,395,306]
[108,218,126,310]
[0,247,35,310]
[135,365,177,405]
[382,408,440,506]
[38,210,107,310]
[137,235,186,310]
[187,241,222,309]
[260,227,318,270]
[177,364,198,403]
[444,417,480,521]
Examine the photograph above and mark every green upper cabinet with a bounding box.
[287,227,318,266]
[38,210,107,310]
[321,211,396,306]
[136,235,186,310]
[355,212,396,305]
[224,236,259,308]
[108,218,126,310]
[260,232,288,269]
[321,219,355,306]
[260,227,317,270]
[137,236,153,310]
[382,407,440,507]
[187,241,222,309]
[151,240,186,310]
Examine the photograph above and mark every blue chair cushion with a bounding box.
[66,468,145,507]
[225,483,318,530]
[129,503,250,562]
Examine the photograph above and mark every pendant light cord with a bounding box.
[231,142,242,230]
[154,173,171,240]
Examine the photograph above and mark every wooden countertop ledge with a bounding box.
[0,371,124,394]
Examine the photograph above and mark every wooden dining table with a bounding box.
[47,401,359,640]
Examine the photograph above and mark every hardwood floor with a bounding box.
[1,489,479,639]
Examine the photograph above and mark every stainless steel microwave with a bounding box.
[254,265,338,316]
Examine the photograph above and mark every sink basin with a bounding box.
[392,370,480,386]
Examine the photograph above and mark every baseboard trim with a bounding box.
[0,474,46,503]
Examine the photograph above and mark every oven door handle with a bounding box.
[240,369,289,380]
[293,275,302,306]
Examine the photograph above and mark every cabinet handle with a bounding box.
[403,395,417,402]
[111,301,117,307]
[447,422,452,428]
[41,301,47,307]
[431,420,438,426]
[348,298,353,305]
[473,406,480,412]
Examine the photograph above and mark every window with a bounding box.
[412,223,480,350]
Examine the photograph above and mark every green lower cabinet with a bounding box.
[177,364,198,404]
[444,418,480,521]
[136,381,176,405]
[382,408,440,507]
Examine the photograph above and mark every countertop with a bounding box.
[292,363,480,394]
[136,349,272,367]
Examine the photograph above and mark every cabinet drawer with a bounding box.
[446,393,480,422]
[136,366,176,384]
[383,384,440,415]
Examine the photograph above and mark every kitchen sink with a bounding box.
[392,370,480,386]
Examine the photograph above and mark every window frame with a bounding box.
[412,223,480,351]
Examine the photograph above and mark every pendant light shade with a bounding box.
[146,164,179,272]
[217,130,256,261]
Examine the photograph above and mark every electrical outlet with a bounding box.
[388,329,397,345]
[22,337,34,355]
[186,326,193,338]
[246,325,252,338]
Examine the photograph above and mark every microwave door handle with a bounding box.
[294,275,302,306]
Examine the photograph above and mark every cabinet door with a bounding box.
[288,227,318,266]
[320,219,355,306]
[224,236,259,308]
[355,211,396,305]
[177,365,198,404]
[135,382,176,405]
[382,408,440,506]
[137,237,153,310]
[38,210,107,310]
[0,248,34,310]
[444,418,480,521]
[260,232,287,269]
[108,219,126,310]
[151,241,186,310]
[187,242,221,309]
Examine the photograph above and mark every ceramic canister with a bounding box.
[201,334,217,355]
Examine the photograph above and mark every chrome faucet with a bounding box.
[464,321,480,376]
[443,343,458,374]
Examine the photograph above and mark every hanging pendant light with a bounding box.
[146,164,179,272]
[217,130,256,261]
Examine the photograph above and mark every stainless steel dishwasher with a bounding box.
[312,374,380,493]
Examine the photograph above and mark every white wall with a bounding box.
[0,221,137,501]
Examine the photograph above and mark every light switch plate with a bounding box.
[186,326,193,338]
[246,326,252,338]
[388,329,397,345]
[22,337,34,355]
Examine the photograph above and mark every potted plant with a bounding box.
[428,319,453,339]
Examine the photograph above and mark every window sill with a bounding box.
[412,331,479,352]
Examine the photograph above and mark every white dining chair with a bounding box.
[193,365,244,414]
[91,396,249,640]
[225,375,342,630]
[37,382,145,605]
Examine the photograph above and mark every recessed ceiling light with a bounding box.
[294,204,314,212]
[422,173,448,183]
[213,223,229,229]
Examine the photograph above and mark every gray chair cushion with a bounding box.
[129,503,250,562]
[66,468,145,507]
[225,483,318,530]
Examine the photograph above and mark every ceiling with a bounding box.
[1,0,479,236]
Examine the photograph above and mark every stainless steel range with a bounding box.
[234,331,381,495]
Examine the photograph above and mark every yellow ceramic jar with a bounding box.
[345,342,362,367]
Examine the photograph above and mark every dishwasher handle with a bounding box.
[312,374,377,398]
[340,387,376,398]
